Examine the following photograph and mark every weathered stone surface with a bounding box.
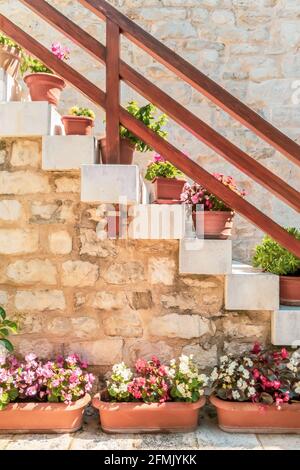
[13,311,43,334]
[102,262,144,284]
[30,200,74,224]
[182,344,218,369]
[0,229,39,254]
[62,261,99,287]
[11,140,40,167]
[48,231,72,255]
[0,171,50,194]
[16,339,61,359]
[92,291,127,310]
[103,311,143,337]
[15,290,66,311]
[128,291,153,310]
[0,291,8,306]
[161,292,197,311]
[55,176,80,193]
[6,259,57,285]
[47,317,72,336]
[71,317,100,339]
[0,200,21,221]
[222,314,269,341]
[149,314,216,339]
[65,339,123,365]
[80,229,118,257]
[125,340,175,365]
[149,258,176,286]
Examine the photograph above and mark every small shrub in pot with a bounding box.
[145,154,186,202]
[62,106,96,135]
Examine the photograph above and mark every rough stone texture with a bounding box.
[102,262,145,284]
[10,140,40,167]
[65,339,123,366]
[149,314,216,339]
[92,291,127,310]
[0,171,50,194]
[149,257,176,286]
[103,311,143,337]
[48,231,72,255]
[61,261,99,287]
[6,259,57,285]
[15,290,66,311]
[0,200,22,221]
[0,229,39,254]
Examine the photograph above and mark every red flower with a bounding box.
[251,342,261,354]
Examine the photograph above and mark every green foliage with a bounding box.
[21,54,52,75]
[0,307,18,353]
[253,227,300,276]
[0,33,21,51]
[69,106,95,120]
[145,160,184,181]
[120,101,168,152]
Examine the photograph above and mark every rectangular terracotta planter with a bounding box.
[210,395,300,433]
[151,177,186,203]
[0,394,90,434]
[93,393,206,433]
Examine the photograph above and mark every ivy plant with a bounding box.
[0,307,18,353]
[253,227,300,276]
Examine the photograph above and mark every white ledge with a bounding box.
[42,136,99,170]
[225,261,279,311]
[179,239,232,275]
[272,307,300,346]
[0,70,22,102]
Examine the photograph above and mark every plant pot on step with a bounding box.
[93,392,206,433]
[0,394,91,434]
[100,137,135,165]
[192,210,234,239]
[151,177,186,203]
[0,45,21,79]
[210,395,300,433]
[62,115,94,136]
[280,275,300,306]
[24,73,66,107]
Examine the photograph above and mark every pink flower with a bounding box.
[281,348,289,360]
[153,154,165,163]
[251,342,261,354]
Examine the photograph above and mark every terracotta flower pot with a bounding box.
[0,394,90,434]
[24,73,66,107]
[93,393,206,433]
[0,45,21,79]
[100,137,135,165]
[151,177,186,203]
[192,210,234,239]
[280,275,300,306]
[210,395,300,433]
[62,115,94,136]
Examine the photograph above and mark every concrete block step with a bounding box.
[179,239,232,275]
[42,136,99,170]
[272,306,300,346]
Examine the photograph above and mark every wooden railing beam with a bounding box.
[106,19,120,163]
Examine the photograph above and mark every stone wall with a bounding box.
[0,137,272,370]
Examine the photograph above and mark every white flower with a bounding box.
[247,386,256,397]
[170,359,176,367]
[287,362,297,373]
[210,367,218,382]
[220,355,228,363]
[242,369,250,380]
[294,381,300,395]
[243,357,253,367]
[232,390,240,400]
[198,374,209,386]
[237,379,247,391]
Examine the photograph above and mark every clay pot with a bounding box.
[192,210,234,239]
[0,45,21,79]
[280,275,300,306]
[0,394,90,433]
[93,393,206,433]
[100,137,135,165]
[62,115,94,136]
[151,177,186,203]
[210,395,300,433]
[24,73,66,107]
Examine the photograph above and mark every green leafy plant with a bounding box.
[253,228,300,276]
[120,101,168,152]
[0,33,21,51]
[21,55,52,74]
[69,106,95,120]
[0,307,18,353]
[145,154,184,181]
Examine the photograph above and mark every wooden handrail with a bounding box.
[0,13,299,256]
[79,0,300,168]
[16,0,300,212]
[106,19,120,163]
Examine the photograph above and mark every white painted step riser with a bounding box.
[42,136,99,170]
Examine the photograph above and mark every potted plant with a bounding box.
[180,173,246,239]
[0,33,22,79]
[210,343,300,433]
[92,355,208,433]
[22,43,69,107]
[100,101,168,165]
[145,154,186,203]
[253,228,300,306]
[0,353,94,432]
[0,306,18,354]
[62,106,95,135]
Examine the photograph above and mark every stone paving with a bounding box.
[0,407,300,451]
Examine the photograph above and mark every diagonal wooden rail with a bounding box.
[16,0,300,213]
[0,13,299,257]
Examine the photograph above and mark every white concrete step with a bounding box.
[179,239,232,275]
[272,306,300,346]
[42,136,99,170]
[0,70,22,102]
[0,102,64,137]
[225,261,279,311]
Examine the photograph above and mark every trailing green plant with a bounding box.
[145,154,184,181]
[120,101,168,152]
[69,106,95,120]
[0,33,21,51]
[253,227,300,276]
[0,307,18,353]
[21,42,70,75]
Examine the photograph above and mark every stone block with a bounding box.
[149,313,216,339]
[0,102,64,137]
[128,204,186,239]
[225,262,279,310]
[0,69,22,102]
[179,239,232,274]
[42,136,99,170]
[15,290,65,311]
[61,260,99,287]
[6,259,57,285]
[0,200,21,221]
[48,231,72,255]
[0,228,39,254]
[149,257,176,286]
[0,171,51,195]
[271,307,300,346]
[65,339,123,366]
[11,140,40,167]
[81,164,142,204]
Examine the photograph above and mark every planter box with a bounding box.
[0,394,90,434]
[151,177,186,203]
[93,393,206,433]
[210,395,300,433]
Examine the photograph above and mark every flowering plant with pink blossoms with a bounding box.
[145,154,184,182]
[180,173,246,212]
[211,343,300,408]
[21,42,70,75]
[0,353,94,410]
